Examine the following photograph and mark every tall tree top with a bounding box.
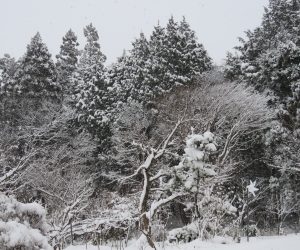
[25,32,52,61]
[14,32,58,96]
[56,29,80,74]
[131,32,149,59]
[84,23,99,44]
[80,23,106,68]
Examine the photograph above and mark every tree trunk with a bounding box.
[139,168,156,249]
[140,213,156,249]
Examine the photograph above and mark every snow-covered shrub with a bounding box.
[168,223,198,243]
[0,193,51,249]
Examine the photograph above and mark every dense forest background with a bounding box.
[0,0,300,249]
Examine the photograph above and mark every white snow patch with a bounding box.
[64,234,300,250]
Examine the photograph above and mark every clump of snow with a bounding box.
[0,221,51,250]
[0,193,51,249]
[205,143,217,152]
[184,131,217,161]
[203,131,214,142]
[184,147,205,161]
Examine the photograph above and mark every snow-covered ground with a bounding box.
[65,234,300,250]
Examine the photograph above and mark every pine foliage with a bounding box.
[109,16,212,103]
[56,29,80,94]
[14,32,59,98]
[72,24,111,144]
[225,0,300,129]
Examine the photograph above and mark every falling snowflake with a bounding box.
[247,180,259,197]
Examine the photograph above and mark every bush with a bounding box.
[0,193,51,250]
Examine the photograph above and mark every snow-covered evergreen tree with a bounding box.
[56,29,80,94]
[14,32,59,97]
[106,51,132,106]
[225,0,300,109]
[144,16,212,99]
[73,24,111,144]
[162,16,212,88]
[126,32,151,100]
[109,17,212,104]
[0,54,18,97]
[79,23,106,80]
[106,33,151,108]
[143,23,169,98]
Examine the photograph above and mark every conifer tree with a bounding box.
[108,17,212,104]
[146,17,212,97]
[0,54,18,96]
[224,0,300,128]
[149,17,212,90]
[144,23,168,98]
[79,23,106,80]
[15,32,59,97]
[56,29,80,94]
[178,17,212,77]
[107,51,132,105]
[103,17,212,151]
[127,32,151,99]
[107,33,151,103]
[73,24,110,144]
[225,0,300,136]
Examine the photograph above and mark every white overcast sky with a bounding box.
[0,0,268,65]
